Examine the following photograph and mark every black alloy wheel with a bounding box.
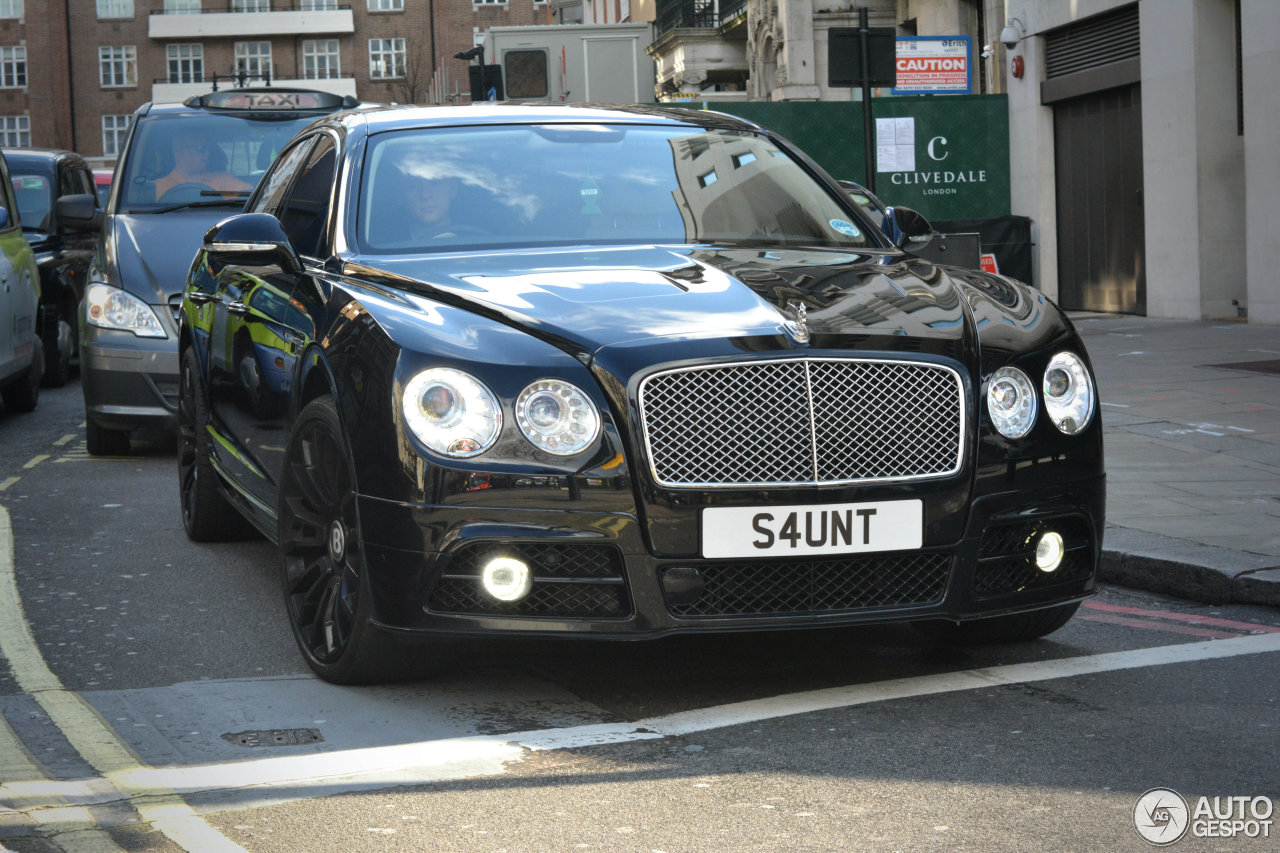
[177,348,256,541]
[1,337,42,413]
[913,601,1081,645]
[278,397,404,684]
[40,311,73,388]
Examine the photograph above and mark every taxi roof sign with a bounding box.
[184,89,357,111]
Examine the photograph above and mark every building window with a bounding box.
[163,0,200,13]
[368,0,403,11]
[102,114,132,157]
[0,1,22,19]
[167,43,203,84]
[99,46,137,88]
[0,115,29,147]
[235,41,272,81]
[232,0,269,11]
[96,0,133,17]
[302,39,340,79]
[474,0,507,5]
[301,0,337,8]
[0,46,25,89]
[369,38,404,78]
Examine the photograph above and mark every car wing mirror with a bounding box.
[886,206,935,249]
[204,213,303,276]
[54,193,102,232]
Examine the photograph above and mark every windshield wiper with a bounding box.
[152,191,251,214]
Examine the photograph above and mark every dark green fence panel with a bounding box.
[702,95,1010,221]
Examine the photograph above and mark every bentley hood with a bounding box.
[352,246,1061,365]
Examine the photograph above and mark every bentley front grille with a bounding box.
[639,358,964,487]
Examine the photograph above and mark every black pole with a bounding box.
[859,6,876,193]
[478,47,486,101]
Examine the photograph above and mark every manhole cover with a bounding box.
[1205,359,1280,375]
[222,728,324,748]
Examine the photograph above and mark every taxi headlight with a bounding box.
[986,366,1037,439]
[403,368,501,458]
[84,283,167,338]
[1042,351,1096,435]
[515,379,601,455]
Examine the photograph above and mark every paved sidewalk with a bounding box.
[1070,314,1280,606]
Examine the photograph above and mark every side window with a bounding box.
[277,135,337,259]
[75,167,96,198]
[254,137,316,216]
[0,157,15,230]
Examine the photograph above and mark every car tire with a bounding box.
[41,316,73,388]
[2,337,43,413]
[86,418,130,456]
[912,602,1081,645]
[278,397,411,685]
[178,348,258,542]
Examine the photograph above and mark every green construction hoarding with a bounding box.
[701,94,1010,222]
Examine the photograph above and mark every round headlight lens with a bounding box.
[986,366,1037,439]
[1042,351,1096,435]
[402,368,501,458]
[516,379,601,455]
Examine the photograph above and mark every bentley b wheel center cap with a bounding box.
[328,521,346,563]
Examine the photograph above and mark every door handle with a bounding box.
[187,291,215,305]
[227,301,249,315]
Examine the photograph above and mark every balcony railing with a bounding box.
[155,3,350,13]
[655,0,746,37]
[149,4,354,38]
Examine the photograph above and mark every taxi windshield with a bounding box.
[117,112,322,212]
[357,124,879,254]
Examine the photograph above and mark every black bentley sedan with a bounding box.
[178,104,1104,684]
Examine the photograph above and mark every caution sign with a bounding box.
[893,37,972,95]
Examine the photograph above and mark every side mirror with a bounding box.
[886,206,935,248]
[204,213,302,276]
[54,193,101,232]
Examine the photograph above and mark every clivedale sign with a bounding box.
[887,136,988,198]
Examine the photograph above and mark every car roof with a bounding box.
[2,147,90,170]
[328,102,765,135]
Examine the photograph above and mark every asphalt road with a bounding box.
[2,380,1278,852]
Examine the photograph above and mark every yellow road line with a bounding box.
[0,716,124,852]
[0,507,245,853]
[53,435,76,447]
[0,478,17,492]
[23,456,50,470]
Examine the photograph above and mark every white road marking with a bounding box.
[0,507,246,852]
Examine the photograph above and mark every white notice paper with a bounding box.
[875,117,916,173]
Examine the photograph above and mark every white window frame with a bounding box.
[0,46,25,89]
[368,37,405,79]
[232,0,270,11]
[0,115,29,147]
[166,43,204,84]
[367,0,404,11]
[474,0,508,5]
[163,0,200,13]
[302,39,340,80]
[96,0,133,17]
[235,41,272,80]
[102,114,132,158]
[98,45,137,88]
[0,1,22,20]
[301,0,337,9]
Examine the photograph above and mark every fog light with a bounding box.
[1035,532,1065,573]
[481,557,532,601]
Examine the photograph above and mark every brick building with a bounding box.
[0,0,553,164]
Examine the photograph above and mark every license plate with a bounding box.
[701,499,923,559]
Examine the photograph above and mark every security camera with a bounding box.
[1000,17,1026,50]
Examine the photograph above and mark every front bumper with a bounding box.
[356,474,1106,638]
[81,328,179,432]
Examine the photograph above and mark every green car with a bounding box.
[0,150,43,413]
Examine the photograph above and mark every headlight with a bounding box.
[84,283,166,338]
[986,366,1036,438]
[516,379,601,455]
[402,368,501,458]
[1042,351,1095,434]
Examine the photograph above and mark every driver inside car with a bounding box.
[403,170,461,242]
[155,129,250,199]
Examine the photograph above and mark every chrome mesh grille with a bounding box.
[640,358,964,487]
